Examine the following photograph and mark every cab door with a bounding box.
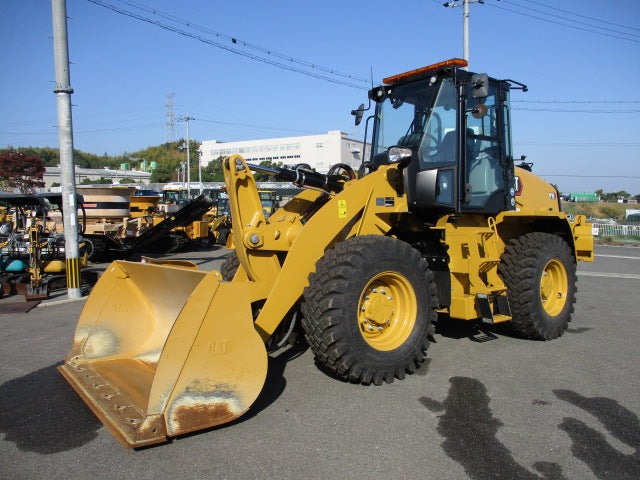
[404,77,459,213]
[462,80,514,213]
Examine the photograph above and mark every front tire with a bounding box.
[498,232,577,340]
[301,235,438,385]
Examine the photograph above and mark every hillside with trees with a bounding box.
[1,141,203,184]
[1,140,285,185]
[2,146,126,169]
[563,201,640,222]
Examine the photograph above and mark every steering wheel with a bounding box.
[327,163,357,181]
[419,134,440,153]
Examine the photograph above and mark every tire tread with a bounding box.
[498,232,576,340]
[301,236,438,385]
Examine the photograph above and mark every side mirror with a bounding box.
[351,103,365,126]
[470,73,489,99]
[471,104,488,119]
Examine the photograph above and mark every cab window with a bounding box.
[418,78,458,168]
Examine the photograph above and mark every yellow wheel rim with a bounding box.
[358,272,417,351]
[540,259,568,316]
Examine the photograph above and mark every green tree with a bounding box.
[80,177,112,185]
[200,156,224,182]
[151,162,180,183]
[141,138,201,183]
[614,190,630,201]
[254,159,283,181]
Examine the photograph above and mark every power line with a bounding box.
[0,131,58,136]
[520,142,640,147]
[513,100,640,104]
[540,174,640,179]
[0,122,163,135]
[498,0,640,39]
[86,0,368,89]
[75,122,163,133]
[513,107,640,113]
[117,0,369,84]
[516,0,640,33]
[485,0,640,43]
[197,118,317,135]
[0,107,160,129]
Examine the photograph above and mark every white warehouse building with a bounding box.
[199,130,369,174]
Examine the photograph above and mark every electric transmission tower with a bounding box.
[165,93,177,143]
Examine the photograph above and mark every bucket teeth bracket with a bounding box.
[58,362,167,448]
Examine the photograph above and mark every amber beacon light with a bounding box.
[383,58,468,85]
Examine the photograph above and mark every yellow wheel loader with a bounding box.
[59,58,594,447]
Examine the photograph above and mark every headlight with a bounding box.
[388,146,412,164]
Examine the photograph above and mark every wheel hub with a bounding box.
[361,288,394,327]
[358,272,417,351]
[540,259,568,316]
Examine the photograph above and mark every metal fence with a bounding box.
[592,223,640,237]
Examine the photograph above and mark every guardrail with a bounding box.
[592,223,640,237]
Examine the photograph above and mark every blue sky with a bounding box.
[1,0,639,194]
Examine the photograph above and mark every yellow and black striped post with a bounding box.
[66,257,81,290]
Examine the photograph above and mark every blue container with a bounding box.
[2,259,27,272]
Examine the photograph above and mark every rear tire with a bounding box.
[498,232,576,340]
[166,232,187,253]
[216,228,230,246]
[220,251,240,281]
[301,235,438,385]
[85,237,108,261]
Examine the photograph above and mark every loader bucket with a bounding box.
[58,260,268,447]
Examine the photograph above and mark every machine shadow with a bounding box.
[433,313,511,342]
[0,362,102,454]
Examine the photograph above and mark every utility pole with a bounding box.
[51,0,81,299]
[443,0,484,70]
[182,115,194,198]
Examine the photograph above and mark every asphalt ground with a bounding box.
[1,244,639,480]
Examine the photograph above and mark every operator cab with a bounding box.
[366,58,523,217]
